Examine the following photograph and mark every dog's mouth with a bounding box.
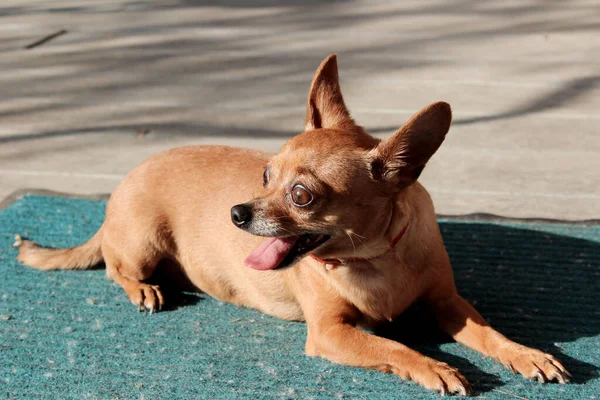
[244,233,330,271]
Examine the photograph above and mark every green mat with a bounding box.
[1,195,598,399]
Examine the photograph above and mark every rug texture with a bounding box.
[1,195,598,399]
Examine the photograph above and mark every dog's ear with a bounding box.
[305,54,357,131]
[371,102,452,189]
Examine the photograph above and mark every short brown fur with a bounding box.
[17,54,570,395]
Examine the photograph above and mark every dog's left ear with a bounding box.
[305,54,358,131]
[370,102,452,189]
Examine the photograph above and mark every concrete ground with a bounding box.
[1,0,599,220]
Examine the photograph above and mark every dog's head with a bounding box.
[231,54,452,270]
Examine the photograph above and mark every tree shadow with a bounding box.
[368,74,600,135]
[452,75,600,126]
[375,222,599,392]
[3,0,599,148]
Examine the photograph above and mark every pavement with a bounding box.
[1,0,599,220]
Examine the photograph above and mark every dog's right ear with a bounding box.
[305,54,357,131]
[370,102,452,190]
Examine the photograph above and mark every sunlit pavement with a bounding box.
[1,0,599,219]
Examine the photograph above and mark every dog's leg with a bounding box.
[102,243,165,313]
[428,293,571,383]
[304,307,471,395]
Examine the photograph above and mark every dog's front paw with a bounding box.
[498,345,571,383]
[411,361,472,396]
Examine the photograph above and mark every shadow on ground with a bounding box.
[375,222,599,393]
[2,0,600,145]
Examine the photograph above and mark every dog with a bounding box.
[17,54,570,395]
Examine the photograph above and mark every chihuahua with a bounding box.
[17,54,570,395]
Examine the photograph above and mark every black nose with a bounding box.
[231,204,253,227]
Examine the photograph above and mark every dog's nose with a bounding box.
[231,204,253,227]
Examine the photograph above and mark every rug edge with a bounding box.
[2,188,599,226]
[0,188,110,210]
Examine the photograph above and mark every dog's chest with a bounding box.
[331,261,424,322]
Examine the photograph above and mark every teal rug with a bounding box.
[1,195,598,399]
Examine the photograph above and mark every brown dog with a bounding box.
[17,54,570,395]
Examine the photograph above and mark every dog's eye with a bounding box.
[291,184,313,207]
[263,167,270,187]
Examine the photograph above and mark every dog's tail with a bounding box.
[16,227,104,271]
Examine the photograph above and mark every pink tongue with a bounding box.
[244,236,298,270]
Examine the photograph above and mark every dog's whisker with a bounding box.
[347,231,372,254]
[350,232,367,240]
[346,231,357,257]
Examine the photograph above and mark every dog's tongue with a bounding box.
[244,236,298,270]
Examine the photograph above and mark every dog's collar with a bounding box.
[310,218,410,270]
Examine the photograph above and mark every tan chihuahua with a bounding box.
[18,55,570,395]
